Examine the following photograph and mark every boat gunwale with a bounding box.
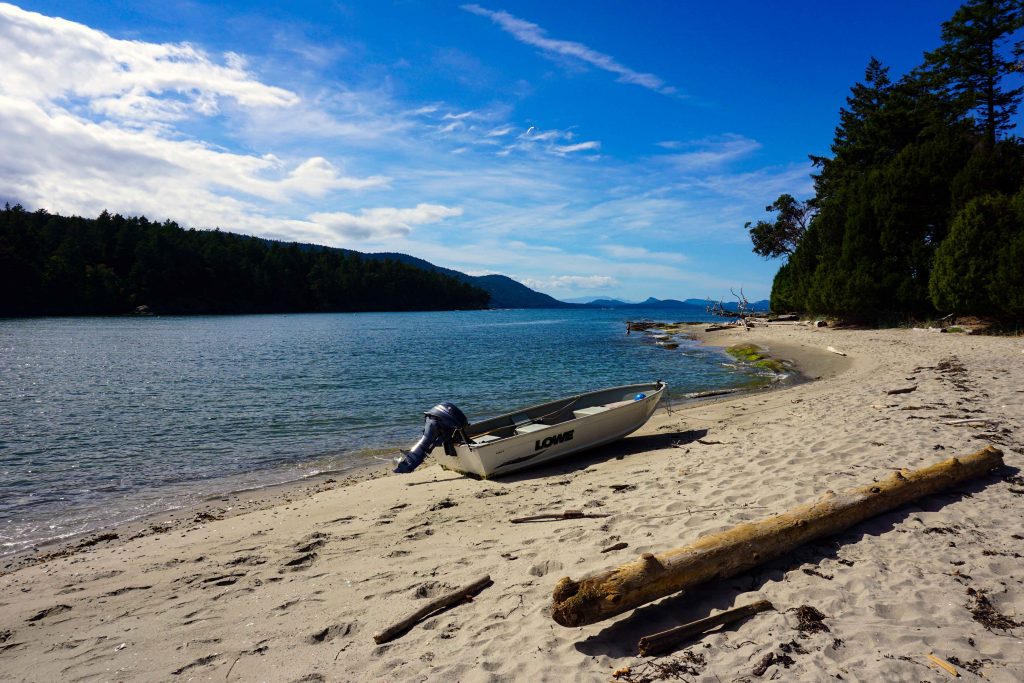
[462,381,666,452]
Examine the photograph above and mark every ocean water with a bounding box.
[0,308,759,556]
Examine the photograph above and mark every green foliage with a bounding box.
[930,191,1024,316]
[0,205,490,317]
[757,0,1024,323]
[725,344,764,362]
[745,194,814,258]
[923,0,1024,147]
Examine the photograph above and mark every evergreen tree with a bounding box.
[0,206,491,316]
[754,0,1024,323]
[924,0,1024,147]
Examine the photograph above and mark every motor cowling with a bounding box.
[393,402,469,473]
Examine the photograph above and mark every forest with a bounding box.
[0,205,491,316]
[747,0,1024,323]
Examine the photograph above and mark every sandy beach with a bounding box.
[1,324,1022,682]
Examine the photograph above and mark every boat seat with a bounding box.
[573,405,610,418]
[605,400,634,409]
[471,433,502,445]
[515,422,548,435]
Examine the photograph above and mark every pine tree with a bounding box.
[924,0,1024,148]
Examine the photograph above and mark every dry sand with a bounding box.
[1,325,1022,682]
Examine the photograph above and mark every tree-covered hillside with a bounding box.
[748,0,1024,322]
[0,205,490,316]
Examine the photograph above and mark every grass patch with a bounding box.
[725,343,788,375]
[755,358,787,372]
[725,343,765,362]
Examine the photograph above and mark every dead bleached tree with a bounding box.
[705,287,753,330]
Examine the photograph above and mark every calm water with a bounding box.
[0,308,758,555]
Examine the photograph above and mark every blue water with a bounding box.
[0,308,757,555]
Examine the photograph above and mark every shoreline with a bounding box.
[1,321,809,574]
[2,325,1021,682]
[0,318,765,569]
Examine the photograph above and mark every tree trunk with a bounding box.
[551,446,1003,627]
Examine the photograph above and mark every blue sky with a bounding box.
[1,1,965,301]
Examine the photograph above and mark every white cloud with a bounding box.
[0,2,397,244]
[0,3,297,121]
[659,134,762,171]
[554,141,600,154]
[308,204,462,240]
[600,245,687,264]
[520,274,618,290]
[443,110,477,120]
[462,4,676,96]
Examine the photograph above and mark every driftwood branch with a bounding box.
[638,600,774,656]
[886,385,918,395]
[550,446,1003,627]
[826,346,847,356]
[373,575,492,644]
[511,510,611,524]
[685,388,736,399]
[511,510,610,523]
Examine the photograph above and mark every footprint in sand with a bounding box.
[307,622,355,644]
[280,554,317,573]
[26,604,72,622]
[528,559,563,577]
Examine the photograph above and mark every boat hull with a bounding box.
[433,382,666,478]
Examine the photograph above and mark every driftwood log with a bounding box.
[373,575,492,643]
[638,600,774,656]
[551,446,1003,627]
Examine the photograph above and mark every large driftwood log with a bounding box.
[551,446,1003,627]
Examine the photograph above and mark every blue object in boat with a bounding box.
[634,393,646,401]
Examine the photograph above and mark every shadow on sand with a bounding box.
[494,428,709,484]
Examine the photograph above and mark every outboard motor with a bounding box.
[393,402,468,473]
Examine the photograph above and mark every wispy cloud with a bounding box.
[462,4,677,96]
[520,275,618,291]
[554,141,600,154]
[658,134,762,171]
[308,204,462,240]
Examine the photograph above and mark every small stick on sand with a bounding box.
[601,542,629,553]
[926,653,959,678]
[511,510,610,524]
[638,600,774,656]
[373,575,492,644]
[942,418,998,426]
[887,385,919,395]
[826,346,847,356]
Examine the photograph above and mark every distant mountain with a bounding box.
[584,297,705,310]
[360,252,575,309]
[560,295,635,304]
